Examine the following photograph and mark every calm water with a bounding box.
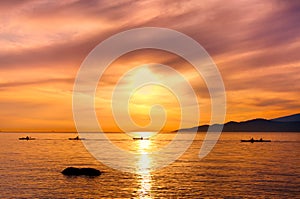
[0,132,299,198]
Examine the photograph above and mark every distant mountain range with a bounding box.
[177,113,300,132]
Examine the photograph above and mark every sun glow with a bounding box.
[130,65,159,89]
[125,65,181,131]
[131,132,156,139]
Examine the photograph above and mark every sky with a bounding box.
[0,0,299,132]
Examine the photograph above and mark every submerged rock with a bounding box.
[62,167,101,176]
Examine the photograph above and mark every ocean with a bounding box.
[0,132,299,198]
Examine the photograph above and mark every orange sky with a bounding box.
[0,1,299,132]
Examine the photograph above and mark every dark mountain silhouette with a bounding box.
[271,113,300,122]
[177,113,300,132]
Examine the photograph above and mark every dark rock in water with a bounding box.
[62,167,101,176]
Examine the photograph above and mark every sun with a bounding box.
[130,65,159,89]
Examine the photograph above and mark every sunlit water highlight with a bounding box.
[0,132,299,198]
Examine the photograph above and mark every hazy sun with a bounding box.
[130,65,159,89]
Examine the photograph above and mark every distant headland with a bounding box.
[177,113,300,132]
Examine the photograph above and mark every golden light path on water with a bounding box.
[134,132,154,199]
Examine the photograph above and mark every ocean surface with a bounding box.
[0,132,299,198]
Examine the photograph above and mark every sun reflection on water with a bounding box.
[135,139,153,199]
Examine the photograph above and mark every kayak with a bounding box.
[241,139,271,143]
[133,137,149,140]
[68,137,85,140]
[19,137,36,140]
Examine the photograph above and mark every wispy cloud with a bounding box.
[0,78,74,89]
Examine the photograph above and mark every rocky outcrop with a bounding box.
[62,167,101,176]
